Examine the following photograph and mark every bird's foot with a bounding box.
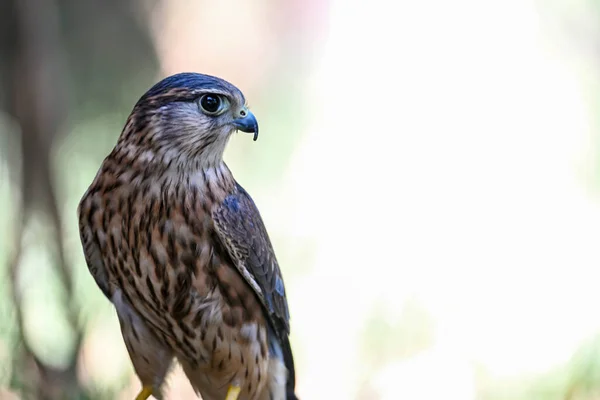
[135,386,153,400]
[225,385,241,400]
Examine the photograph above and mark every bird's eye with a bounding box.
[199,94,227,115]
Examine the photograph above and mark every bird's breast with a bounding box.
[84,162,279,399]
[101,178,267,341]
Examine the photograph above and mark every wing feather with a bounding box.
[212,183,297,397]
[78,200,112,299]
[212,183,291,337]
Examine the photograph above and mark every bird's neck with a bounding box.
[114,137,229,169]
[109,142,236,193]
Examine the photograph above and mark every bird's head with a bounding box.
[117,72,258,168]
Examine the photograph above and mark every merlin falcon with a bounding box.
[77,73,298,400]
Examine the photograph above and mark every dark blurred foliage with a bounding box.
[0,0,158,398]
[0,0,158,118]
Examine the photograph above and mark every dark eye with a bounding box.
[199,94,223,115]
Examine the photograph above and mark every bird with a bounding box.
[77,72,298,400]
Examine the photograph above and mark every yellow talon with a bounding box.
[225,385,241,400]
[135,386,153,400]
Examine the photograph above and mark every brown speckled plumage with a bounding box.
[78,73,297,400]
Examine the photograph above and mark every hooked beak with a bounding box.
[232,110,259,141]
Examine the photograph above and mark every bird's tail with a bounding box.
[282,335,299,400]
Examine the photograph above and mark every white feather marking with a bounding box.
[138,251,155,274]
[96,230,106,247]
[240,323,258,341]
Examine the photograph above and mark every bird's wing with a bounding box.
[78,199,112,300]
[212,183,291,337]
[212,183,297,397]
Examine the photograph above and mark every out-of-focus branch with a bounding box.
[7,0,84,398]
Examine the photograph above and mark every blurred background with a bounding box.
[1,0,600,399]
